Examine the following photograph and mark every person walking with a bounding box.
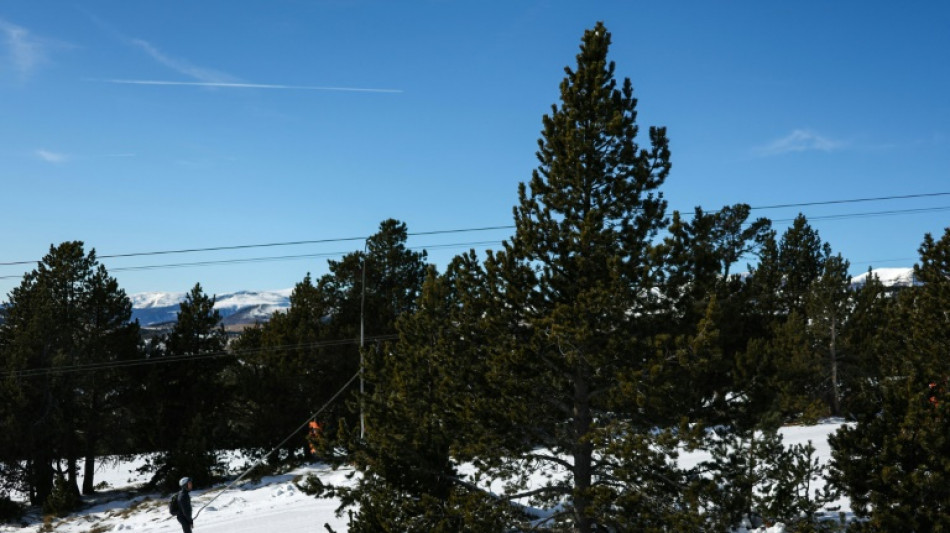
[177,477,194,533]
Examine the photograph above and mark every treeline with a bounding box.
[0,219,424,515]
[2,22,949,532]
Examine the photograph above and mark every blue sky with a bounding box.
[1,1,948,298]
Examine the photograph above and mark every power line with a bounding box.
[0,240,501,281]
[749,191,950,211]
[0,225,515,267]
[0,207,941,281]
[850,256,918,267]
[0,195,947,284]
[106,240,501,273]
[0,334,399,379]
[770,205,950,223]
[1,193,947,268]
[194,369,362,520]
[0,235,363,267]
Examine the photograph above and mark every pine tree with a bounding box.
[318,219,428,340]
[739,218,843,423]
[0,242,139,504]
[165,283,229,357]
[236,220,429,462]
[665,204,771,290]
[318,219,429,440]
[838,270,891,416]
[778,214,830,316]
[464,22,696,531]
[76,265,141,494]
[760,311,826,422]
[830,227,950,531]
[662,205,770,327]
[660,205,772,423]
[341,264,507,532]
[700,427,840,532]
[745,230,784,331]
[805,253,851,417]
[335,24,698,531]
[147,283,229,490]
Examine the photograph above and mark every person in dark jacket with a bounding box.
[177,477,194,533]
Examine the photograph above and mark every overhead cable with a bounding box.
[1,193,947,268]
[0,334,399,379]
[750,191,950,211]
[0,226,515,267]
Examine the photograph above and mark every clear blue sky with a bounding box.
[2,1,948,298]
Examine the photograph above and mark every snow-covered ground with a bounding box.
[2,461,354,533]
[680,420,853,533]
[1,421,849,533]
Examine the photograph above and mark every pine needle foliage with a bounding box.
[0,242,139,505]
[465,22,700,532]
[830,227,950,532]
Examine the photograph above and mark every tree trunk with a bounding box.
[82,453,96,495]
[745,432,757,522]
[67,455,81,498]
[829,316,841,417]
[573,362,593,533]
[31,456,54,506]
[83,389,99,495]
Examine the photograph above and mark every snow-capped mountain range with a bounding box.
[850,267,919,288]
[130,288,293,327]
[128,267,919,328]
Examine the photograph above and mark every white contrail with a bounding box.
[96,78,403,93]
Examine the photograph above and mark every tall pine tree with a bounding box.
[146,283,229,491]
[471,22,692,531]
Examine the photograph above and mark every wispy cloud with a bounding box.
[33,150,136,163]
[80,18,401,94]
[80,17,401,94]
[756,129,846,157]
[35,149,67,163]
[114,39,401,93]
[130,38,238,84]
[97,78,403,93]
[0,18,49,79]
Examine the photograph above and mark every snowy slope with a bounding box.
[851,267,917,288]
[1,423,850,533]
[1,463,353,533]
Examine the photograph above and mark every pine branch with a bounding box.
[525,452,574,471]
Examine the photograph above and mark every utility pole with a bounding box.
[360,240,367,440]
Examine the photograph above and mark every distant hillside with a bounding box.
[130,289,292,327]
